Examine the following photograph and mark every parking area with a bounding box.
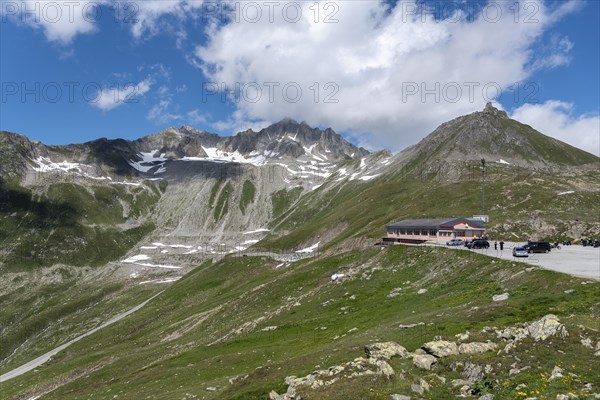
[429,241,600,280]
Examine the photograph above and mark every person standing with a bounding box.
[494,241,498,250]
[500,241,504,251]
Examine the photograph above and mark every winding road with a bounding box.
[0,291,163,383]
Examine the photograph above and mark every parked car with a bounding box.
[467,239,490,249]
[446,238,465,246]
[512,246,529,257]
[581,239,599,247]
[524,241,551,253]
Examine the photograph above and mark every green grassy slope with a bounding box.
[260,162,600,252]
[0,275,162,375]
[2,247,598,399]
[0,180,160,272]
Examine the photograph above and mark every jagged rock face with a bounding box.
[1,119,369,182]
[222,119,369,160]
[128,120,368,164]
[0,132,41,178]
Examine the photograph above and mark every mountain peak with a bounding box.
[482,102,508,118]
[405,104,598,167]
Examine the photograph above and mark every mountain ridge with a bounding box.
[399,102,598,168]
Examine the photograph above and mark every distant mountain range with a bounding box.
[1,104,599,399]
[0,102,598,273]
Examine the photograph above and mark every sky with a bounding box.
[1,0,599,155]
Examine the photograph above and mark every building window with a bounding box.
[400,229,406,235]
[430,229,437,236]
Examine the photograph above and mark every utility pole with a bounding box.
[481,158,486,216]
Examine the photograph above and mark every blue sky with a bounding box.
[1,0,599,154]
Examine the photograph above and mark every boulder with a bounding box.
[390,395,411,400]
[460,385,472,396]
[413,354,437,370]
[365,342,410,360]
[451,379,469,387]
[422,340,459,357]
[496,326,528,341]
[527,315,568,341]
[462,361,484,383]
[458,342,497,354]
[410,378,430,394]
[411,383,424,395]
[550,366,564,381]
[368,357,395,378]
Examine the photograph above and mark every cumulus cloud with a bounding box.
[511,101,600,156]
[129,0,206,39]
[1,0,206,44]
[146,85,184,123]
[193,0,582,151]
[92,79,152,111]
[1,0,107,44]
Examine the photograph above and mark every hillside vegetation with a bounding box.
[1,246,598,399]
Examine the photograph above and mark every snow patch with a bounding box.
[122,254,151,263]
[498,159,510,165]
[331,273,345,281]
[243,228,270,235]
[359,174,380,181]
[181,146,266,166]
[128,151,167,174]
[296,242,320,253]
[139,277,181,285]
[557,191,575,196]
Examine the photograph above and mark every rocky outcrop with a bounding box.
[458,342,497,354]
[269,352,396,399]
[268,314,574,398]
[365,342,409,360]
[527,314,568,341]
[496,314,569,352]
[422,340,459,357]
[412,354,437,370]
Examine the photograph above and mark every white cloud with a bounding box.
[92,79,152,111]
[129,0,205,39]
[193,0,582,151]
[147,100,183,123]
[511,101,600,156]
[187,110,209,125]
[1,0,205,43]
[1,1,107,44]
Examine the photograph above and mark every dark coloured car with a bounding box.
[524,241,552,253]
[467,239,490,249]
